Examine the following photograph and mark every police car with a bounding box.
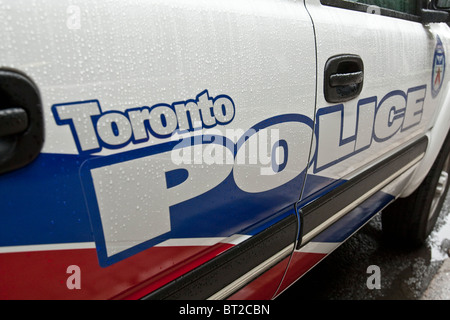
[1,0,450,300]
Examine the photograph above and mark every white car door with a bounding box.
[275,0,450,297]
[299,0,449,242]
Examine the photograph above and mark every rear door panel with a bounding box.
[302,0,446,204]
[276,0,450,296]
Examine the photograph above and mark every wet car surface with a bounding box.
[278,192,450,300]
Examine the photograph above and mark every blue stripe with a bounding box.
[0,149,304,251]
[311,191,394,243]
[0,150,395,261]
[0,153,94,247]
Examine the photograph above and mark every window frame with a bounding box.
[320,0,423,22]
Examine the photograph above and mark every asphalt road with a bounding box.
[277,191,450,300]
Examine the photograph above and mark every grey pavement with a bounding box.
[421,256,450,300]
[420,193,450,300]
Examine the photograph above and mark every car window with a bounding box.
[321,0,421,21]
[346,0,417,14]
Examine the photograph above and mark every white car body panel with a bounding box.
[0,0,449,300]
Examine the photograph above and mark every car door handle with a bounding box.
[0,108,29,138]
[324,54,364,103]
[329,71,364,87]
[0,70,43,175]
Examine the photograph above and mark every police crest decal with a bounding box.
[432,36,445,98]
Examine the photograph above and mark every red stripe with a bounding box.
[0,243,233,300]
[227,256,291,300]
[275,251,326,296]
[116,243,233,300]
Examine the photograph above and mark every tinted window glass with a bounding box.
[346,0,416,14]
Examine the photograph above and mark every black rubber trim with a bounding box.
[320,0,421,22]
[298,136,428,247]
[143,213,298,300]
